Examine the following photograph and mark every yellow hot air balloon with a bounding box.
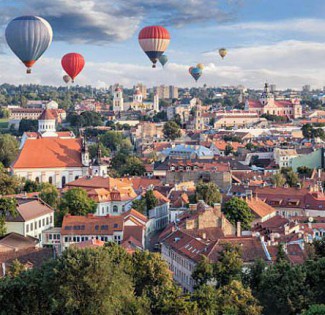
[197,63,204,70]
[219,48,227,59]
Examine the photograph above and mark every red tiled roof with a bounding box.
[61,214,124,236]
[13,138,83,168]
[246,197,277,218]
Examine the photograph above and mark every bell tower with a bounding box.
[113,86,124,111]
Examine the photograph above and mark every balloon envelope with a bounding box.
[219,48,227,59]
[190,67,202,82]
[138,26,170,68]
[159,54,168,67]
[5,16,53,73]
[197,63,204,70]
[63,75,71,84]
[61,53,85,82]
[188,66,194,74]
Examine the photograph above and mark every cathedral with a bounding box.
[113,86,159,112]
[12,109,90,188]
[245,83,302,119]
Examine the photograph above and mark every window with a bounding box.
[39,220,41,228]
[61,176,66,187]
[35,177,40,183]
[49,176,53,184]
[35,221,37,229]
[42,218,45,226]
[30,223,33,231]
[46,217,49,225]
[49,234,52,240]
[75,176,79,180]
[113,205,118,213]
[26,224,29,233]
[50,216,53,224]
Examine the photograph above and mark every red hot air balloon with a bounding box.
[61,53,85,83]
[138,26,170,68]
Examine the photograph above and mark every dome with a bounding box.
[39,109,56,120]
[115,87,122,92]
[134,88,142,95]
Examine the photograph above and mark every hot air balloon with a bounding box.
[219,48,227,59]
[189,66,194,74]
[61,53,85,83]
[190,67,202,82]
[159,54,168,67]
[5,16,53,74]
[138,26,170,68]
[63,75,71,84]
[197,63,204,70]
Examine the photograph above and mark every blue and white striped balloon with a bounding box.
[5,16,53,73]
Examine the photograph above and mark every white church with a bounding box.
[12,109,93,188]
[113,86,159,112]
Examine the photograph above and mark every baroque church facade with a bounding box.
[12,109,91,188]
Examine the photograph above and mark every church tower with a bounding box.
[113,86,124,111]
[259,83,274,105]
[81,135,90,167]
[38,109,57,137]
[133,88,143,103]
[153,91,159,112]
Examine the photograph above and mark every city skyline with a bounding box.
[0,1,325,88]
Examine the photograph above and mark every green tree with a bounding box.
[214,243,243,287]
[131,198,146,214]
[39,183,59,208]
[144,190,158,211]
[195,181,221,206]
[312,237,325,259]
[163,121,181,140]
[302,304,325,315]
[59,188,96,222]
[88,143,110,160]
[215,280,262,315]
[120,156,146,176]
[271,173,286,187]
[224,144,234,156]
[0,134,19,167]
[222,197,254,230]
[8,259,26,278]
[18,119,38,135]
[100,130,118,148]
[302,123,314,139]
[192,256,214,288]
[297,166,313,178]
[192,284,218,315]
[281,167,300,187]
[276,243,288,263]
[23,179,40,193]
[0,164,21,195]
[0,197,17,236]
[258,261,310,315]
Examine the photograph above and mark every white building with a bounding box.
[12,109,90,188]
[5,198,54,243]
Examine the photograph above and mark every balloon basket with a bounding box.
[26,68,31,74]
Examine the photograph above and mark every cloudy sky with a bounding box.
[1,0,325,89]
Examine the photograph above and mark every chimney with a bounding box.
[236,222,241,237]
[202,232,207,240]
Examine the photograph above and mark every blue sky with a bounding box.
[0,0,325,89]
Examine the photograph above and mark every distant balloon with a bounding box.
[63,75,71,84]
[219,48,227,59]
[197,63,204,70]
[159,54,168,67]
[190,67,202,82]
[5,16,53,74]
[189,66,194,74]
[138,26,170,68]
[61,53,85,83]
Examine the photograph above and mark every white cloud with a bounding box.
[1,40,325,90]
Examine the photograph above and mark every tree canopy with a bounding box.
[195,181,221,206]
[163,121,181,140]
[222,197,254,230]
[0,134,19,167]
